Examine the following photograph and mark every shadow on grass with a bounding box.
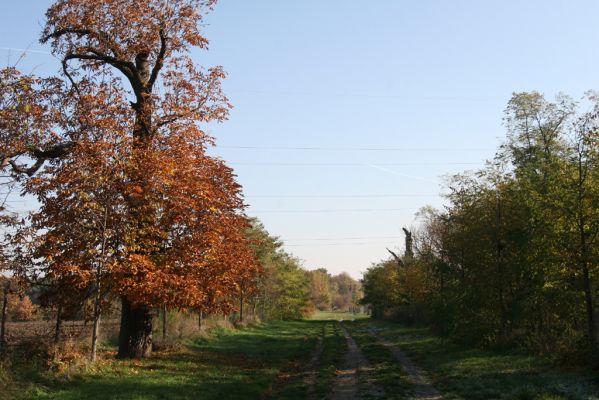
[20,320,327,400]
[359,320,599,400]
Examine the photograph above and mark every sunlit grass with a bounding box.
[9,320,324,400]
[310,310,370,321]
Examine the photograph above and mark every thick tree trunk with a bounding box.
[117,297,153,359]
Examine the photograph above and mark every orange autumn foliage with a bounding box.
[1,0,260,357]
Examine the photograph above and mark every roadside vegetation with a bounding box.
[362,93,599,367]
[364,319,599,400]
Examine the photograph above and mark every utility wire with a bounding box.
[285,242,396,247]
[229,162,481,166]
[231,89,493,102]
[251,207,418,213]
[284,235,403,241]
[246,194,437,198]
[219,145,492,152]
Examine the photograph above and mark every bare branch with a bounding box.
[386,248,403,267]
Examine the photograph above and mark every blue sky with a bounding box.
[3,1,599,278]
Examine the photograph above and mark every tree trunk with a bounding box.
[117,297,153,359]
[577,162,596,362]
[581,263,596,357]
[198,310,203,331]
[91,280,102,361]
[496,195,508,341]
[161,304,167,340]
[92,205,108,361]
[91,312,101,362]
[239,291,244,323]
[54,305,62,343]
[0,285,8,350]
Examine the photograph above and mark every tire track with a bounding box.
[330,324,385,400]
[305,324,325,400]
[330,324,367,399]
[371,330,442,400]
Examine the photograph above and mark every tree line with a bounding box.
[362,92,599,365]
[309,268,362,312]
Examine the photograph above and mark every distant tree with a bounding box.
[330,273,361,311]
[247,220,312,320]
[309,268,332,310]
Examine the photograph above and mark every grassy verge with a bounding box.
[312,322,347,399]
[366,320,599,400]
[346,321,410,399]
[6,320,324,400]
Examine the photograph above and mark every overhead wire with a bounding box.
[229,161,481,166]
[246,194,438,198]
[219,145,492,152]
[250,207,419,213]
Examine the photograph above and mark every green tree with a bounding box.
[246,220,312,320]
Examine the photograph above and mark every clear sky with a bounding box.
[3,1,599,279]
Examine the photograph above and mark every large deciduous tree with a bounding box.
[0,0,259,359]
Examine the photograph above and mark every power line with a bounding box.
[285,242,394,247]
[285,235,403,242]
[246,194,438,199]
[251,207,419,213]
[0,47,52,56]
[231,89,493,102]
[219,145,492,152]
[229,162,481,166]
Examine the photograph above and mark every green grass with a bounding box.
[310,310,369,321]
[367,320,599,400]
[346,321,410,399]
[312,322,347,399]
[8,320,324,400]
[9,313,595,400]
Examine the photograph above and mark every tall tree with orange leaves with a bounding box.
[1,0,259,358]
